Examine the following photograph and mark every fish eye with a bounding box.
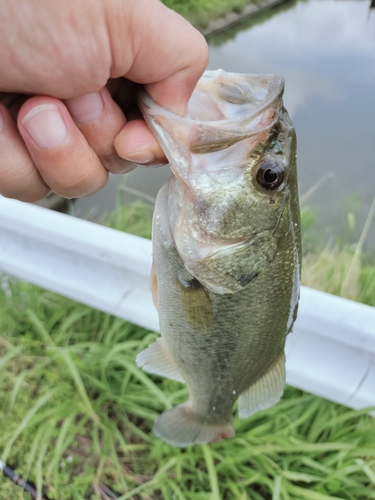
[256,159,284,190]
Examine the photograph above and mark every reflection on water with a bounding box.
[75,0,375,247]
[208,0,300,47]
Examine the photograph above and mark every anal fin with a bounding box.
[238,353,286,418]
[136,338,185,384]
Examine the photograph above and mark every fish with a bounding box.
[136,69,301,447]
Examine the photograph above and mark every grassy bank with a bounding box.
[300,204,375,307]
[0,203,375,500]
[162,0,260,29]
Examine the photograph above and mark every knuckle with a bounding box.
[52,164,108,198]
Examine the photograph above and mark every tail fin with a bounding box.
[153,404,235,447]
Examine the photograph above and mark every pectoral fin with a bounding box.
[136,338,185,383]
[238,353,286,418]
[178,277,212,332]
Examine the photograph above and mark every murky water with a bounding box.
[75,0,375,247]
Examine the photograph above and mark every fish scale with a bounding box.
[136,69,301,447]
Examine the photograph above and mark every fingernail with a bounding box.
[22,104,67,148]
[121,151,156,164]
[66,92,104,123]
[0,108,4,131]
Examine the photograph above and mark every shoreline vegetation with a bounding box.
[162,0,289,35]
[1,202,374,499]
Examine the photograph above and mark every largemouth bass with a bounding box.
[136,70,301,447]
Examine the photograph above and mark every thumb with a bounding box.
[107,0,208,115]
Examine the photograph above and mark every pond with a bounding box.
[74,0,375,248]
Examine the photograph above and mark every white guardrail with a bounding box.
[0,196,374,413]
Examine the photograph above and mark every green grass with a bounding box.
[0,201,375,500]
[162,0,260,29]
[301,195,375,306]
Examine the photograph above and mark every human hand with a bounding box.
[0,0,208,202]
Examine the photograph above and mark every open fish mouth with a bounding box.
[138,70,285,158]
